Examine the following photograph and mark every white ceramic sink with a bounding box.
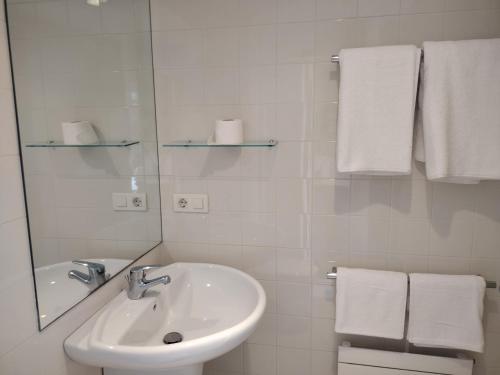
[64,263,266,375]
[35,258,131,327]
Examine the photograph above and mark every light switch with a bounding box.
[112,193,127,208]
[191,198,204,209]
[173,194,208,213]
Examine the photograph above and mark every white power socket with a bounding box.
[173,194,208,213]
[112,193,147,211]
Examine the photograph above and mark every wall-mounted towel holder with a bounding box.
[326,267,499,291]
[331,53,424,64]
[331,55,340,63]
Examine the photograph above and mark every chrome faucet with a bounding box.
[68,260,107,288]
[126,265,170,300]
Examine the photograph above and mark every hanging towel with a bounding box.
[336,45,421,175]
[416,38,500,183]
[335,267,408,339]
[407,273,486,352]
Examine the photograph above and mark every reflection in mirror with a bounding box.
[5,0,162,329]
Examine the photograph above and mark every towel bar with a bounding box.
[331,52,425,64]
[326,267,499,291]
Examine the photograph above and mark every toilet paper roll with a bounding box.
[62,121,99,145]
[208,119,244,145]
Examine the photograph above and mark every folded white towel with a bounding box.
[336,45,421,175]
[416,38,500,183]
[335,267,408,339]
[408,273,486,352]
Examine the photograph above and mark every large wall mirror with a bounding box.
[4,0,162,329]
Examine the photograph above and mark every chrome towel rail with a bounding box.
[326,267,499,291]
[331,51,424,64]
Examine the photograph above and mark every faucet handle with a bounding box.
[129,265,162,280]
[72,260,105,274]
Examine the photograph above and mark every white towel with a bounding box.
[335,267,408,339]
[336,45,421,175]
[408,273,486,352]
[416,39,500,183]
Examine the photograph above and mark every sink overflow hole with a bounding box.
[163,332,183,345]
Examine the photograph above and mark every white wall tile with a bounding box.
[239,25,277,66]
[473,218,500,259]
[350,179,392,218]
[276,178,311,213]
[0,24,11,89]
[276,281,311,316]
[204,68,239,105]
[205,28,240,67]
[277,347,311,375]
[0,89,18,156]
[311,350,337,375]
[444,0,491,11]
[349,216,390,252]
[312,179,350,215]
[392,180,432,219]
[276,248,311,282]
[311,215,349,252]
[311,318,336,350]
[399,13,444,45]
[275,101,313,141]
[277,315,311,348]
[443,10,492,40]
[239,0,277,26]
[429,217,474,257]
[0,156,25,224]
[276,64,314,103]
[277,214,311,249]
[240,66,276,104]
[206,345,243,373]
[241,213,276,247]
[390,218,429,255]
[248,314,277,345]
[358,0,400,17]
[153,30,204,68]
[313,102,337,141]
[277,22,315,64]
[400,0,445,14]
[277,0,315,23]
[315,0,358,20]
[244,343,277,375]
[312,283,335,318]
[243,246,277,280]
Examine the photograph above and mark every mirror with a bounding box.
[5,0,162,329]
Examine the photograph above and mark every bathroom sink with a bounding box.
[64,263,266,374]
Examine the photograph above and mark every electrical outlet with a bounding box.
[112,193,147,211]
[173,194,208,213]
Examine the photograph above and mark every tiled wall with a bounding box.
[6,0,161,267]
[0,5,161,374]
[152,1,500,375]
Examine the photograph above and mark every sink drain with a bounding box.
[163,332,183,344]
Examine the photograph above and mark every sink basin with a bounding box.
[64,263,266,375]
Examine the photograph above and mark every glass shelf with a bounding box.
[162,140,278,148]
[24,140,140,148]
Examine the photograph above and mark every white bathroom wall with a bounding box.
[0,7,161,374]
[152,1,500,375]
